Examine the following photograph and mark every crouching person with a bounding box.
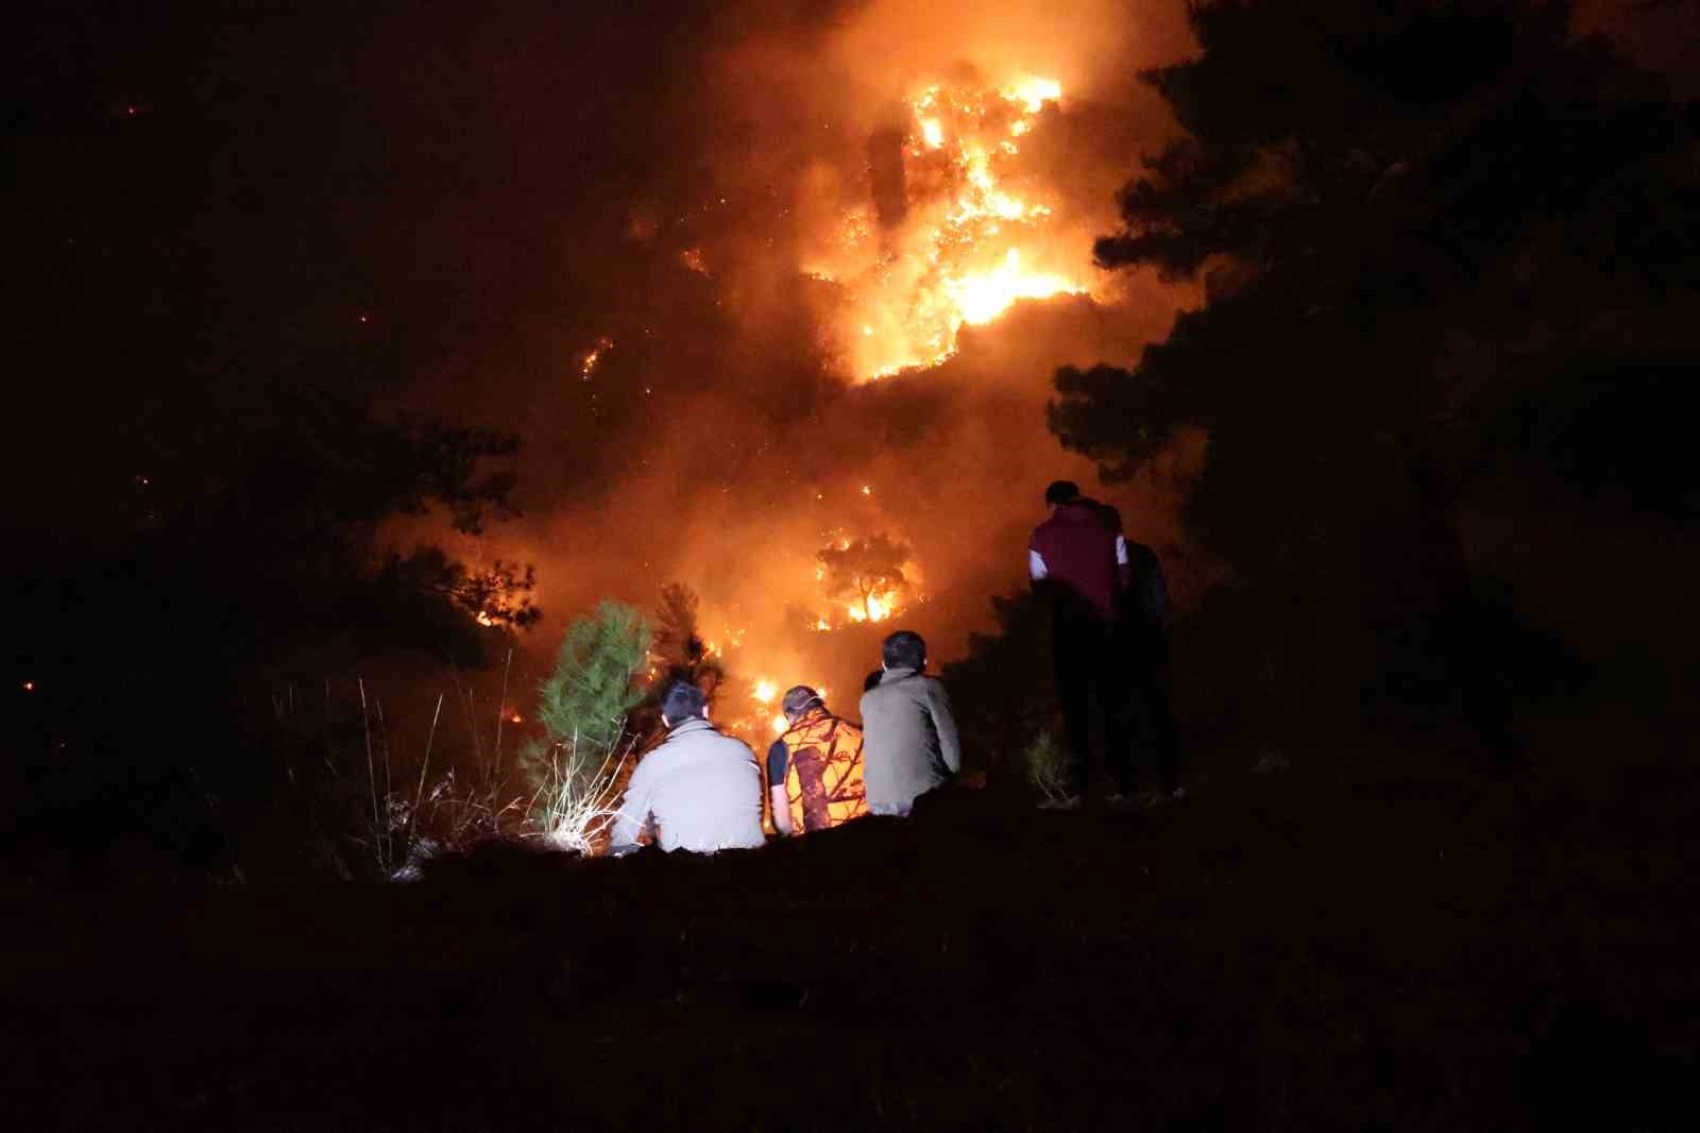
[768,686,868,837]
[860,630,961,817]
[609,681,766,854]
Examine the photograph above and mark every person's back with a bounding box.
[1029,495,1123,626]
[768,689,868,836]
[613,683,765,853]
[859,630,960,815]
[1119,536,1171,650]
[1028,481,1138,807]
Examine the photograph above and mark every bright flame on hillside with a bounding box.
[803,75,1090,379]
[845,593,898,623]
[950,248,1079,326]
[1003,76,1062,113]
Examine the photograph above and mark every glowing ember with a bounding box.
[580,336,613,379]
[802,75,1090,379]
[475,611,497,627]
[752,679,779,705]
[771,714,789,734]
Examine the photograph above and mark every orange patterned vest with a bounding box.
[780,711,868,834]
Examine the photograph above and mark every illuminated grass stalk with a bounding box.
[523,600,652,854]
[1024,729,1073,804]
[528,731,635,855]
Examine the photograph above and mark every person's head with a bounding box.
[881,630,927,672]
[781,685,824,725]
[659,680,708,728]
[1045,480,1081,509]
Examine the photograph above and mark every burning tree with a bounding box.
[802,73,1089,379]
[817,535,911,623]
[376,549,540,631]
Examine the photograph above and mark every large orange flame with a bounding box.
[804,75,1090,379]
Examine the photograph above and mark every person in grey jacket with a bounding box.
[859,630,961,816]
[609,681,766,854]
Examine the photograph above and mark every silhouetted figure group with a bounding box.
[611,480,1181,852]
[1030,479,1183,809]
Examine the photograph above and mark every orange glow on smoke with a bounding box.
[802,75,1090,379]
[695,536,919,742]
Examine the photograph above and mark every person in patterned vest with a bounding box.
[766,685,869,836]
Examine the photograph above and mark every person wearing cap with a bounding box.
[609,680,766,853]
[860,630,961,816]
[766,686,868,837]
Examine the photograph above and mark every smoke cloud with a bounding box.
[387,1,1202,714]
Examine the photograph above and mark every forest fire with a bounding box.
[803,74,1092,379]
[844,593,897,623]
[682,527,920,743]
[814,534,917,628]
[748,680,787,734]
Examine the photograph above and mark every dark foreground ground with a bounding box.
[4,725,1698,1131]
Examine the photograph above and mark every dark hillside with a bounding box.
[5,743,1697,1131]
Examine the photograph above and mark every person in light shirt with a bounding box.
[609,681,766,853]
[859,631,961,816]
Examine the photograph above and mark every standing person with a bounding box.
[767,686,868,837]
[609,681,765,853]
[1120,530,1186,801]
[860,630,961,816]
[1029,479,1135,808]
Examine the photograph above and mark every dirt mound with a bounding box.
[4,771,1696,1130]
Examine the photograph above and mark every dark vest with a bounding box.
[1030,501,1120,623]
